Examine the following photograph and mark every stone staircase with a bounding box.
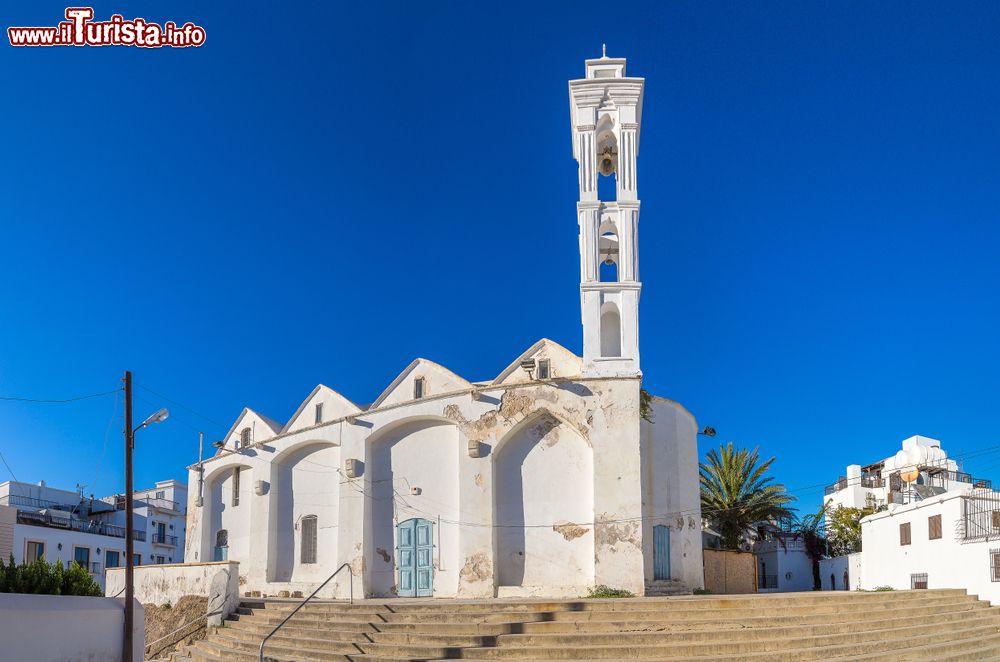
[176,589,1000,661]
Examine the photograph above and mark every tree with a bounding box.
[826,503,875,556]
[700,442,795,550]
[794,502,827,590]
[0,556,100,596]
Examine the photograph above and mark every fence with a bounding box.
[703,549,758,594]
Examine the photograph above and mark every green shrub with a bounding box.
[693,587,713,595]
[586,585,635,599]
[0,555,101,596]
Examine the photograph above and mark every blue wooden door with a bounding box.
[397,518,433,597]
[653,525,670,580]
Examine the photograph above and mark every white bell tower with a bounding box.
[569,49,644,376]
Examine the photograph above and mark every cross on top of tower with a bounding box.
[602,43,607,58]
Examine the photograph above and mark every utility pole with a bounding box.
[123,370,134,662]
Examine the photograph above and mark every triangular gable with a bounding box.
[283,384,361,433]
[492,338,583,385]
[370,358,472,409]
[218,407,283,454]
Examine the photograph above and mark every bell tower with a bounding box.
[569,49,644,376]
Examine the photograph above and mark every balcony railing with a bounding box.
[825,475,885,495]
[758,574,778,590]
[15,510,145,541]
[152,533,178,546]
[141,497,180,512]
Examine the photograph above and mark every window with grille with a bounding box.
[899,522,911,546]
[301,515,318,564]
[239,427,251,449]
[992,510,1000,529]
[414,377,425,399]
[929,514,942,540]
[911,573,928,589]
[232,468,240,506]
[991,549,1000,582]
[155,490,165,500]
[315,402,323,425]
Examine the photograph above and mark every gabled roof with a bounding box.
[492,338,582,385]
[282,384,361,433]
[369,358,472,409]
[219,407,283,454]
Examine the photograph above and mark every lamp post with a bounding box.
[122,371,169,662]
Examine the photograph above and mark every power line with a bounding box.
[0,448,18,481]
[0,388,120,404]
[136,384,229,430]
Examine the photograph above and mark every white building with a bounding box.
[752,522,815,593]
[0,479,187,591]
[183,52,705,600]
[821,435,1000,601]
[824,435,976,514]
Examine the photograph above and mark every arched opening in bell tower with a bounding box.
[596,114,618,202]
[600,301,622,357]
[598,219,619,282]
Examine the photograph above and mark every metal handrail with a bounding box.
[258,562,353,662]
[144,608,222,659]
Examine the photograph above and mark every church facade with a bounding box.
[183,53,703,599]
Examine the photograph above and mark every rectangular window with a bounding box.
[155,490,165,500]
[911,573,928,589]
[992,510,1000,529]
[239,427,251,449]
[73,546,90,568]
[992,549,1000,582]
[899,522,912,546]
[929,514,943,540]
[106,550,120,568]
[413,377,425,399]
[25,541,44,561]
[301,515,318,564]
[315,402,323,425]
[232,468,240,507]
[537,359,551,380]
[133,554,142,566]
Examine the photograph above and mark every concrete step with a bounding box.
[242,588,969,615]
[218,604,1000,650]
[233,594,985,629]
[197,614,1000,661]
[457,617,1000,659]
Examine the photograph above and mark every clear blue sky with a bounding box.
[1,1,998,514]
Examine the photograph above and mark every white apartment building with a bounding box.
[820,435,1000,602]
[0,479,187,591]
[824,435,978,514]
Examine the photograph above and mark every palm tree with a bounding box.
[794,502,828,590]
[700,442,795,550]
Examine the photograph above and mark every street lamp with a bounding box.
[122,372,169,662]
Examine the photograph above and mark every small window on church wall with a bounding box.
[537,359,550,380]
[301,515,317,564]
[232,468,240,507]
[239,427,251,449]
[414,377,425,399]
[600,303,622,357]
[314,402,323,425]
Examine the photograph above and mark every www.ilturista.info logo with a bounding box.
[8,8,205,48]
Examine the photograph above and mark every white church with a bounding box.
[184,53,704,599]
